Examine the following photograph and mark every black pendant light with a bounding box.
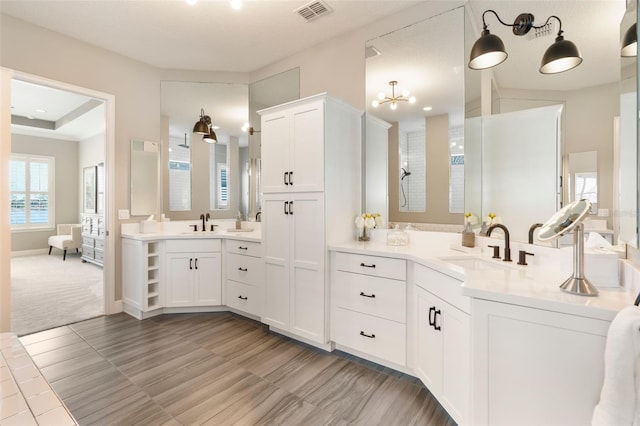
[193,108,210,134]
[468,11,582,75]
[539,30,583,74]
[203,127,217,144]
[621,23,637,57]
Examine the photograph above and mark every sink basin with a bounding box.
[439,256,513,271]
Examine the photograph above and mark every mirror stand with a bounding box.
[560,224,598,296]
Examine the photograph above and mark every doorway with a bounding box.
[0,69,116,334]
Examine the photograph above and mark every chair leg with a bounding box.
[48,246,52,255]
[76,248,79,253]
[63,249,67,261]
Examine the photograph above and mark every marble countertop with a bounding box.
[329,231,637,322]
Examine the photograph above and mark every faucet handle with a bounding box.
[517,250,535,266]
[210,224,218,232]
[192,224,198,232]
[488,245,500,259]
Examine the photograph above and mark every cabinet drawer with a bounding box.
[412,263,469,313]
[165,239,221,253]
[95,239,105,250]
[226,253,264,286]
[83,246,94,258]
[94,249,104,262]
[333,271,406,323]
[334,252,406,281]
[82,236,94,247]
[225,240,262,257]
[332,307,406,366]
[225,280,263,317]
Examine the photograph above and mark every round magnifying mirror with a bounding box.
[538,199,592,241]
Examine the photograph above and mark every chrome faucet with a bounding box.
[487,224,512,262]
[528,223,543,244]
[256,211,262,222]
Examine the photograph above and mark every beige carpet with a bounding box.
[11,252,104,336]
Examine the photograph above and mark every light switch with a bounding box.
[118,209,130,220]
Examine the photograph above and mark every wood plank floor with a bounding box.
[19,312,457,426]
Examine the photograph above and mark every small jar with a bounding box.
[462,221,475,248]
[387,224,409,246]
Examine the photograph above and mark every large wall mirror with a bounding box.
[160,81,248,220]
[365,6,465,225]
[365,0,636,245]
[464,0,633,244]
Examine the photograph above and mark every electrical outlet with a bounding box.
[597,208,610,217]
[118,209,130,220]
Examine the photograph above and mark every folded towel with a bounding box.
[592,306,640,425]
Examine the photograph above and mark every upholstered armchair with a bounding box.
[48,224,82,261]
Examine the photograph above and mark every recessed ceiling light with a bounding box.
[212,125,220,130]
[35,108,46,113]
[230,0,242,10]
[185,0,197,5]
[423,106,433,111]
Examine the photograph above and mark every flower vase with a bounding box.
[359,227,371,242]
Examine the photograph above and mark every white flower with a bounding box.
[364,217,375,229]
[374,215,383,228]
[355,215,365,229]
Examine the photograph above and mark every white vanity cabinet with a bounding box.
[331,252,407,366]
[471,298,609,426]
[259,93,362,346]
[412,263,470,425]
[122,238,162,319]
[224,240,264,317]
[165,239,222,307]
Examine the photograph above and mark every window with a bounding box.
[217,164,228,208]
[10,154,55,229]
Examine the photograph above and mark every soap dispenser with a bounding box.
[235,211,242,230]
[462,220,475,248]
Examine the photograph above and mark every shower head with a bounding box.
[178,133,190,149]
[401,168,411,180]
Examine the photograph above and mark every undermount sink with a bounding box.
[439,256,513,271]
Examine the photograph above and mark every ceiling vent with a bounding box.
[365,45,382,59]
[295,0,333,22]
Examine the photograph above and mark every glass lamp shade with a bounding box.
[203,128,218,144]
[468,30,508,70]
[193,119,209,134]
[621,23,637,57]
[539,35,583,74]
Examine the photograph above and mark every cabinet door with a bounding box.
[290,193,326,343]
[263,194,291,329]
[261,113,290,193]
[416,287,442,393]
[440,298,470,424]
[290,102,324,192]
[165,253,194,307]
[194,252,221,305]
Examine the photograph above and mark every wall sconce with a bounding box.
[371,80,416,110]
[193,108,217,143]
[621,22,637,57]
[468,10,582,74]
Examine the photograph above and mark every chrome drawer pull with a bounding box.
[238,267,248,272]
[359,331,375,339]
[359,263,376,268]
[359,292,376,298]
[238,295,248,300]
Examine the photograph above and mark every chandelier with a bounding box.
[371,81,416,110]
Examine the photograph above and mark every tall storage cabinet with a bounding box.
[259,93,362,346]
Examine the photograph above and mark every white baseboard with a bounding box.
[11,249,48,258]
